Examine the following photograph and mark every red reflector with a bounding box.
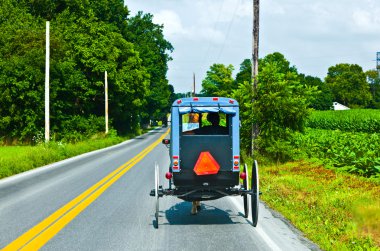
[240,172,247,180]
[193,97,199,101]
[212,97,218,101]
[193,152,220,176]
[173,166,179,170]
[233,165,239,169]
[234,156,239,159]
[173,156,179,159]
[229,99,234,104]
[165,172,173,179]
[177,99,182,104]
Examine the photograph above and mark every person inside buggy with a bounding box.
[183,112,228,136]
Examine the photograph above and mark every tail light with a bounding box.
[172,156,179,171]
[165,172,173,179]
[240,172,247,180]
[233,156,239,171]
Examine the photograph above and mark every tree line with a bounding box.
[198,52,380,158]
[0,0,173,144]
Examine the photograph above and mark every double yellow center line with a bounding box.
[3,130,169,250]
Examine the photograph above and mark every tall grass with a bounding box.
[259,161,380,251]
[0,136,126,179]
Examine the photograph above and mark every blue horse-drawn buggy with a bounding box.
[150,97,259,228]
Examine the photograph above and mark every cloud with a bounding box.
[352,9,380,33]
[127,0,380,93]
[153,5,226,44]
[194,0,252,24]
[153,10,188,38]
[263,0,285,15]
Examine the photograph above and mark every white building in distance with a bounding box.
[333,102,350,110]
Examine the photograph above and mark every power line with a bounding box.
[216,0,242,62]
[201,0,226,65]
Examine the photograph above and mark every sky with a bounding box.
[125,0,380,94]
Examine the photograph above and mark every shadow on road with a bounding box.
[164,201,243,225]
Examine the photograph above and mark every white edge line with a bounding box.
[0,129,162,188]
[228,196,283,251]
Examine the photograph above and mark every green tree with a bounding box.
[51,10,149,136]
[0,0,153,142]
[201,63,235,97]
[325,64,372,108]
[253,53,316,161]
[0,1,45,141]
[299,74,333,110]
[20,0,129,24]
[366,70,380,108]
[235,59,251,85]
[260,52,298,75]
[124,11,174,124]
[232,81,253,152]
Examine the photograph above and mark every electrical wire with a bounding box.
[201,0,227,65]
[216,0,242,62]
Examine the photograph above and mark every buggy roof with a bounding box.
[172,97,238,115]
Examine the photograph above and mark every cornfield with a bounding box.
[306,109,380,133]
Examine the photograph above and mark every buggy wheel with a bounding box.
[243,163,249,218]
[168,166,172,190]
[154,162,159,229]
[251,160,259,227]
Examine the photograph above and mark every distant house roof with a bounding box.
[333,102,350,110]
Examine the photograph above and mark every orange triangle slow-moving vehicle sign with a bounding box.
[193,151,220,175]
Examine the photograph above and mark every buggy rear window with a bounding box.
[181,112,229,135]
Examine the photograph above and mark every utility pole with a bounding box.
[251,0,260,155]
[377,52,380,77]
[45,21,50,142]
[193,73,196,97]
[105,71,109,134]
[252,0,260,91]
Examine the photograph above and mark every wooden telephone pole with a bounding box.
[252,0,260,91]
[105,71,109,134]
[251,0,260,155]
[45,21,50,142]
[193,73,196,97]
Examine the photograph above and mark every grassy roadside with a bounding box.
[258,160,379,251]
[0,136,125,179]
[0,128,156,179]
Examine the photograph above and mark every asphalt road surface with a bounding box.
[0,128,319,251]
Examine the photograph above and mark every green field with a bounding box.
[297,109,380,177]
[292,129,380,177]
[255,109,380,250]
[306,109,380,133]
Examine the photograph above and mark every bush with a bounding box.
[252,53,316,162]
[59,115,106,143]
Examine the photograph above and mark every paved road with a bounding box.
[0,128,319,250]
